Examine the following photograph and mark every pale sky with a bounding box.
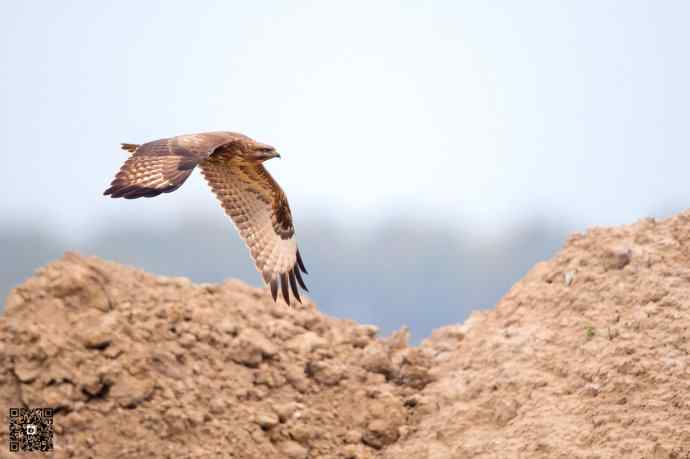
[2,1,689,241]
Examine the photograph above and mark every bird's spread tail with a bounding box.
[120,143,140,154]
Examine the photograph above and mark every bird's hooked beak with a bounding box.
[254,142,280,161]
[264,150,280,161]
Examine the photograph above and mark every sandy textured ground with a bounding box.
[2,211,690,458]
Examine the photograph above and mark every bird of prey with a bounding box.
[104,131,308,304]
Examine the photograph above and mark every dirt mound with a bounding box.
[0,253,433,459]
[387,214,690,458]
[2,211,690,458]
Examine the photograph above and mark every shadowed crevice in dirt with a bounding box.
[82,380,112,402]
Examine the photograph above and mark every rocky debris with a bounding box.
[3,211,690,458]
[601,244,633,270]
[362,419,400,449]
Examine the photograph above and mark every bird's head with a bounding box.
[241,139,280,162]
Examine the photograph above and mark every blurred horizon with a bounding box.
[2,2,689,341]
[2,200,685,342]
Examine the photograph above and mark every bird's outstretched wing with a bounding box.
[199,153,308,304]
[104,132,246,199]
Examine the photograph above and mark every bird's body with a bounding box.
[104,131,308,304]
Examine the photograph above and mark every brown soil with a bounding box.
[2,212,690,458]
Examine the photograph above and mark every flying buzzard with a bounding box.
[104,131,308,304]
